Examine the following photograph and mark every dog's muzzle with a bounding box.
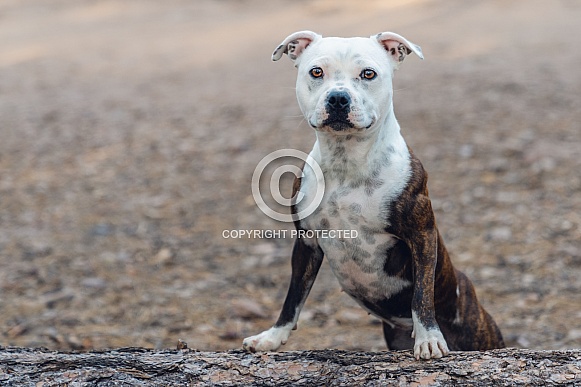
[323,90,354,131]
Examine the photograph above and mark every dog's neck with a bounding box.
[312,112,409,183]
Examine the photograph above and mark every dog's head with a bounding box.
[273,31,423,135]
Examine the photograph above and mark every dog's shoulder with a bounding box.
[401,146,429,196]
[386,147,435,236]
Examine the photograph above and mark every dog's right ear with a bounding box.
[272,31,322,63]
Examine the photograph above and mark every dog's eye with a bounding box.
[309,67,324,78]
[361,69,377,80]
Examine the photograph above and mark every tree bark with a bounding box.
[0,346,580,386]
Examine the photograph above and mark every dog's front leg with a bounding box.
[409,227,450,360]
[242,236,323,352]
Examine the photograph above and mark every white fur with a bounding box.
[242,322,294,352]
[453,285,462,325]
[298,135,413,303]
[411,311,450,360]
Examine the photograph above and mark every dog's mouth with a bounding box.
[311,117,375,134]
[323,118,354,132]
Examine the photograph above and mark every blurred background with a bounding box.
[0,0,580,351]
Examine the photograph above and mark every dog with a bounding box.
[242,31,504,360]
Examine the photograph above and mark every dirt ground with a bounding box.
[0,0,580,353]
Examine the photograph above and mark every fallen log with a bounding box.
[0,346,580,386]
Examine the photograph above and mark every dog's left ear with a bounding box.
[272,31,322,63]
[374,32,424,65]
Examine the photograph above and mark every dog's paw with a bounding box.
[242,326,290,353]
[412,328,449,360]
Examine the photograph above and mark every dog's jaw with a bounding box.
[307,106,378,134]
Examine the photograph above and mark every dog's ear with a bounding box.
[272,31,322,62]
[374,32,423,66]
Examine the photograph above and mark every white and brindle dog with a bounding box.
[243,31,504,360]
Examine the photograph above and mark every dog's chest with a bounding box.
[298,145,412,302]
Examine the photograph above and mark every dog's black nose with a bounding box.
[326,90,351,111]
